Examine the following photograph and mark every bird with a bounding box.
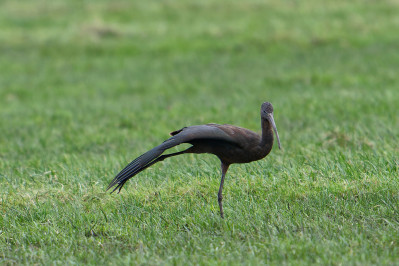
[107,102,281,218]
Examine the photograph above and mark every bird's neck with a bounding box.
[260,118,274,152]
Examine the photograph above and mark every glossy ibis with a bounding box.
[107,102,281,218]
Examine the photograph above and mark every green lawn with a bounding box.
[1,0,399,264]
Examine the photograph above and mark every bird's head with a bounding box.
[261,102,281,149]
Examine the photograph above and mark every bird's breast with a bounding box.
[189,139,269,165]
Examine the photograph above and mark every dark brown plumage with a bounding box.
[107,102,281,218]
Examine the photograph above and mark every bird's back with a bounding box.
[169,124,264,164]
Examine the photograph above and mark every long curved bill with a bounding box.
[269,113,281,149]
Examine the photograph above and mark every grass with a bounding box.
[1,0,399,264]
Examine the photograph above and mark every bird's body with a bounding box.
[179,123,273,164]
[108,102,281,218]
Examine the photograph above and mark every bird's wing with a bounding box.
[106,143,167,193]
[107,124,242,193]
[167,124,243,146]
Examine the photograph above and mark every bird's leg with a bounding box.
[218,162,230,219]
[138,149,188,173]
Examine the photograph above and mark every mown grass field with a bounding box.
[1,0,399,264]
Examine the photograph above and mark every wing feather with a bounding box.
[107,124,242,192]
